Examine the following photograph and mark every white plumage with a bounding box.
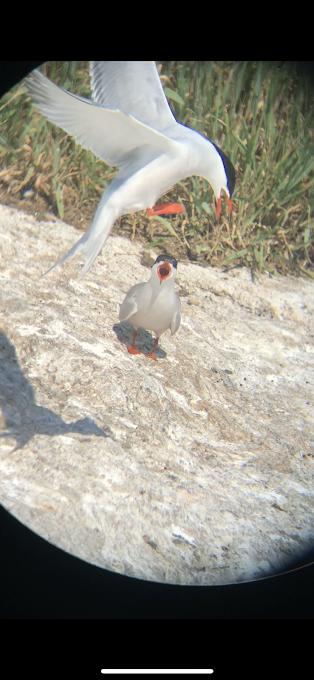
[119,254,180,360]
[26,61,235,275]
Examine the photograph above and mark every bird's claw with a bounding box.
[127,346,141,355]
[144,352,158,361]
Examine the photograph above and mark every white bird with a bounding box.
[26,61,235,275]
[119,253,180,361]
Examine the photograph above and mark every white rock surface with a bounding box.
[0,203,313,584]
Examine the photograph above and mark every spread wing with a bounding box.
[90,61,176,131]
[26,69,179,168]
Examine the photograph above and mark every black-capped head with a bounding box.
[211,142,236,198]
[153,253,178,284]
[155,253,178,269]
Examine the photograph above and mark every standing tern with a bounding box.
[119,253,180,361]
[26,61,236,275]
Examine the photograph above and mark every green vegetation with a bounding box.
[1,61,314,278]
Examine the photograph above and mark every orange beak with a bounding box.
[216,196,222,220]
[216,194,232,221]
[157,261,172,283]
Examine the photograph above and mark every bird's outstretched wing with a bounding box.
[90,61,176,132]
[26,70,179,168]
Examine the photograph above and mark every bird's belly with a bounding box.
[116,152,190,214]
[129,302,174,336]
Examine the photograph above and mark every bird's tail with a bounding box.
[44,192,118,276]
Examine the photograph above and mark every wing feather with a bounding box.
[26,70,179,168]
[170,296,181,335]
[90,61,176,131]
[119,283,144,322]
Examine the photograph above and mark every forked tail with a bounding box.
[44,193,118,276]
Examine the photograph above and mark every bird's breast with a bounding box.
[129,283,178,335]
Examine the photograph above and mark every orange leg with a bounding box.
[145,337,159,361]
[126,329,141,355]
[147,203,184,216]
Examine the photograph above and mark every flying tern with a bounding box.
[26,61,236,275]
[119,253,180,360]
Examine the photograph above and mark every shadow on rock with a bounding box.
[0,330,109,450]
[113,321,166,359]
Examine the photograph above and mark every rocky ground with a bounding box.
[0,203,313,584]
